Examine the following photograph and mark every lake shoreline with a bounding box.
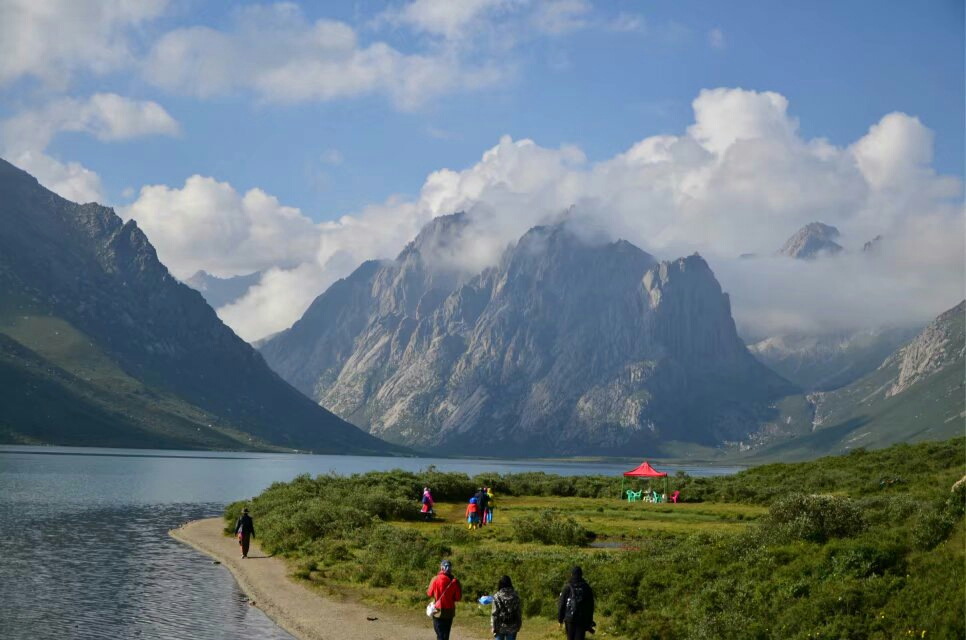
[170,518,486,640]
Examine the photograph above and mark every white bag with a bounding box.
[426,601,439,617]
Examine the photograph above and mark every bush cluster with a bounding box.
[510,509,595,546]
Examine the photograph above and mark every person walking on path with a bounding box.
[427,559,462,640]
[421,486,435,521]
[557,566,595,640]
[485,486,495,524]
[233,507,256,559]
[491,575,522,640]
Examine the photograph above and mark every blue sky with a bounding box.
[5,1,961,218]
[1,1,963,340]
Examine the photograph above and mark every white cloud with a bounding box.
[123,175,322,280]
[1,94,180,204]
[143,3,507,110]
[531,0,593,35]
[139,88,963,343]
[610,13,645,33]
[0,0,168,87]
[708,27,726,49]
[378,0,510,40]
[2,93,180,152]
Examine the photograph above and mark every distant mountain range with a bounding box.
[0,158,397,454]
[261,213,795,455]
[184,270,261,309]
[778,222,844,259]
[746,300,964,459]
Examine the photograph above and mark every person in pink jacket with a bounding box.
[421,486,435,521]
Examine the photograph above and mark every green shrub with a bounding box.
[764,494,865,543]
[911,505,956,550]
[511,509,595,546]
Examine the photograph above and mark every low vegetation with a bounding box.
[226,438,965,639]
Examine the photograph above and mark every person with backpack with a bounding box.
[557,566,595,640]
[475,487,489,527]
[427,559,462,640]
[491,575,523,640]
[465,497,480,529]
[233,507,256,559]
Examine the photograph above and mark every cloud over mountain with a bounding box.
[125,87,962,342]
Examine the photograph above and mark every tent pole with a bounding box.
[620,476,625,500]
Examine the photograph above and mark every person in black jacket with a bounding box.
[234,507,256,559]
[557,566,595,640]
[476,488,489,528]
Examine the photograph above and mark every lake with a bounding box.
[0,446,741,639]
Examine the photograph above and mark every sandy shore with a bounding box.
[170,518,487,640]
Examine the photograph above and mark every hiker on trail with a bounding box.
[557,566,595,640]
[233,507,255,559]
[427,559,462,640]
[421,486,435,521]
[476,487,489,527]
[491,575,523,640]
[485,486,495,524]
[465,497,479,529]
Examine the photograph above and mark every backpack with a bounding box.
[564,582,588,622]
[493,590,521,630]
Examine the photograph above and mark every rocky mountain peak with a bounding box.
[778,222,844,259]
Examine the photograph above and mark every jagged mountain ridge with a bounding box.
[261,216,795,455]
[0,158,396,453]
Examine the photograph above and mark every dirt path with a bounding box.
[170,518,487,640]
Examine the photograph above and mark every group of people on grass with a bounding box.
[465,486,494,528]
[428,560,596,640]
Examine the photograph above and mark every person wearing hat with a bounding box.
[427,559,462,640]
[233,507,256,559]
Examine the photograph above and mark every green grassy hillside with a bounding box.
[0,304,276,449]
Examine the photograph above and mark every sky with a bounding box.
[1,0,963,341]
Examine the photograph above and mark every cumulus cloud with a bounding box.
[123,175,322,279]
[1,93,180,204]
[377,0,510,40]
[530,0,593,35]
[151,88,963,342]
[0,0,168,87]
[143,3,507,110]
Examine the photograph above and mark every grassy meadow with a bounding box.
[226,438,965,639]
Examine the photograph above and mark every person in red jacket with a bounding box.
[427,559,462,640]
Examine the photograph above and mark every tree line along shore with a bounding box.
[223,438,965,639]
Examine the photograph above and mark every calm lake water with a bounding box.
[0,446,741,639]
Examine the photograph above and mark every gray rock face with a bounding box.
[778,222,844,259]
[885,300,965,397]
[261,216,795,455]
[749,327,920,391]
[184,270,262,309]
[0,158,394,453]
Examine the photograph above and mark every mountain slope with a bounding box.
[748,326,920,391]
[753,301,965,459]
[778,222,844,259]
[0,158,396,453]
[262,218,795,455]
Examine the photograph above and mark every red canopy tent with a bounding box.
[621,461,668,499]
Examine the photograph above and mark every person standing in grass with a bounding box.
[427,559,462,640]
[465,497,480,529]
[233,507,255,559]
[557,566,595,640]
[491,575,523,640]
[477,487,490,527]
[485,486,495,524]
[421,486,435,521]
